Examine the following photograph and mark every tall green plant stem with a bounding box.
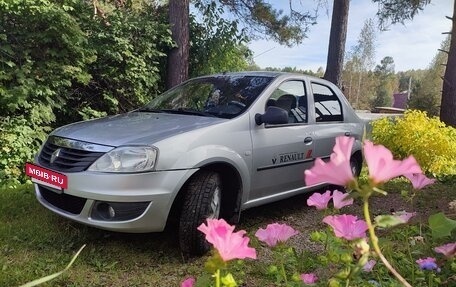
[363,199,412,287]
[280,259,288,286]
[214,269,221,287]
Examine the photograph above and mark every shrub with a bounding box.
[0,115,50,186]
[371,110,456,176]
[0,0,172,184]
[0,0,95,186]
[65,3,173,123]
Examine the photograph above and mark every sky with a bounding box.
[248,0,453,72]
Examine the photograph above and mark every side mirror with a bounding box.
[255,106,289,125]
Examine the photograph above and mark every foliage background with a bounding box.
[371,110,456,176]
[0,0,452,185]
[0,0,252,186]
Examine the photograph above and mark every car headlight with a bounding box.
[88,146,158,173]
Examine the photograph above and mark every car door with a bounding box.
[309,80,352,161]
[249,80,315,202]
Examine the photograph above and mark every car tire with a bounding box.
[178,171,222,256]
[350,155,362,178]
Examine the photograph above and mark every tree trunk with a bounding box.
[166,0,189,89]
[356,72,362,109]
[440,2,456,127]
[324,0,350,88]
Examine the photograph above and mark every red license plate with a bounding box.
[25,163,68,190]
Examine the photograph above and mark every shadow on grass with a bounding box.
[0,183,320,266]
[63,190,317,255]
[240,192,314,227]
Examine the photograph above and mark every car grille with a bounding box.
[38,140,105,172]
[39,186,87,215]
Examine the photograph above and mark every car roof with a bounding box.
[196,71,326,82]
[197,71,281,78]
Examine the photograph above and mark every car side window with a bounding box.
[266,80,307,124]
[311,82,343,122]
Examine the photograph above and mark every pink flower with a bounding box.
[307,190,332,210]
[363,259,376,272]
[180,277,195,287]
[300,273,318,285]
[434,242,456,258]
[332,189,353,209]
[363,140,422,185]
[404,173,436,189]
[323,214,368,240]
[416,257,440,271]
[305,136,355,187]
[197,219,257,261]
[255,223,299,247]
[393,211,417,223]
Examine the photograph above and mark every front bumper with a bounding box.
[34,168,197,232]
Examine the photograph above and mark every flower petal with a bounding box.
[198,219,257,261]
[307,190,332,210]
[181,277,196,287]
[364,140,422,184]
[404,173,436,189]
[363,260,376,272]
[434,242,456,258]
[300,273,318,285]
[323,214,368,240]
[393,211,417,223]
[416,257,440,271]
[332,189,353,209]
[305,136,355,186]
[255,223,299,247]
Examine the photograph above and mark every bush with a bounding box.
[0,0,95,186]
[0,115,50,186]
[371,109,456,176]
[64,3,173,123]
[0,0,173,185]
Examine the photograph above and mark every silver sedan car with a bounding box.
[27,72,364,254]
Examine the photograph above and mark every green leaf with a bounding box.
[221,273,237,287]
[5,61,15,68]
[374,215,404,228]
[428,212,456,238]
[373,187,388,196]
[19,244,86,287]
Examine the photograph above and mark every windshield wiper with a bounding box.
[136,107,216,117]
[163,108,216,117]
[135,107,166,113]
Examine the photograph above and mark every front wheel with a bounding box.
[178,171,222,255]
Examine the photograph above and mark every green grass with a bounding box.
[0,179,455,286]
[0,185,206,286]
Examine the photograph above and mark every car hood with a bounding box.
[51,112,226,147]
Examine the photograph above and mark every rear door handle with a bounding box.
[304,137,313,144]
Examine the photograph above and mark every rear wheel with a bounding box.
[328,155,362,193]
[178,171,222,255]
[350,154,362,178]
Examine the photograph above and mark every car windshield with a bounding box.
[140,75,273,119]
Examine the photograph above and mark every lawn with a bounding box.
[1,177,455,286]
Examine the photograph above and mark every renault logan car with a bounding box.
[27,72,364,254]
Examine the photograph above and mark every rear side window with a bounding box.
[311,82,343,122]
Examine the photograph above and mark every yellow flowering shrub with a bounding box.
[371,110,456,176]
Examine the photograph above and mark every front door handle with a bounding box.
[304,137,313,144]
[345,132,351,137]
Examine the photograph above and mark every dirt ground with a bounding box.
[238,184,453,253]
